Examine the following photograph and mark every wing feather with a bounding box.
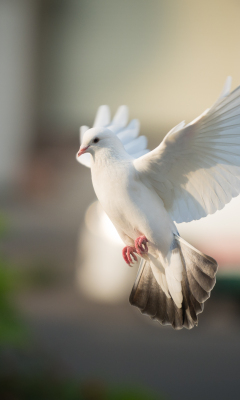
[111,105,129,127]
[93,105,110,127]
[117,119,140,144]
[124,136,148,154]
[134,77,240,223]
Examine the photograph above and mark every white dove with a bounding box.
[76,77,240,329]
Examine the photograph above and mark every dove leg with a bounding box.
[135,235,148,255]
[122,246,138,266]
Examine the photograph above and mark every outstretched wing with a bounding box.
[78,105,149,167]
[134,77,240,223]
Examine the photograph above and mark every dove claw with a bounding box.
[135,235,148,255]
[122,246,138,266]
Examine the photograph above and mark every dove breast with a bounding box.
[91,156,175,257]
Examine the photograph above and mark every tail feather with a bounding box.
[181,264,198,328]
[190,293,204,315]
[129,234,218,330]
[130,261,182,328]
[153,286,168,324]
[190,264,216,292]
[179,237,218,279]
[165,297,183,329]
[187,270,210,303]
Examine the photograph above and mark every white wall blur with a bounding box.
[39,0,240,135]
[0,0,39,189]
[76,201,138,302]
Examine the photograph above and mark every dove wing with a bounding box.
[78,105,149,168]
[134,77,240,223]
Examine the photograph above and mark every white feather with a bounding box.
[134,76,240,223]
[165,249,183,308]
[117,119,140,144]
[93,105,110,128]
[150,258,170,298]
[124,136,148,154]
[112,105,129,128]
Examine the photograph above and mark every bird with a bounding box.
[76,76,240,329]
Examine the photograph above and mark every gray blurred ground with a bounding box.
[1,145,240,400]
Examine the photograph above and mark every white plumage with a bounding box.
[134,76,240,224]
[78,105,149,168]
[76,78,240,329]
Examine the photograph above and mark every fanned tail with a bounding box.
[129,235,218,330]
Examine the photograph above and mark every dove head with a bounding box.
[77,127,124,159]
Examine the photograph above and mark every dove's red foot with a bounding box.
[135,235,148,255]
[122,246,138,265]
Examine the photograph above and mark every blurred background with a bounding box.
[1,0,240,399]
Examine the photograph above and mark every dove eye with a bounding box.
[93,138,100,143]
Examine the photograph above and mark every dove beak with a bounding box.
[77,145,90,157]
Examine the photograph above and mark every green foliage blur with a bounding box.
[0,377,165,400]
[0,213,27,346]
